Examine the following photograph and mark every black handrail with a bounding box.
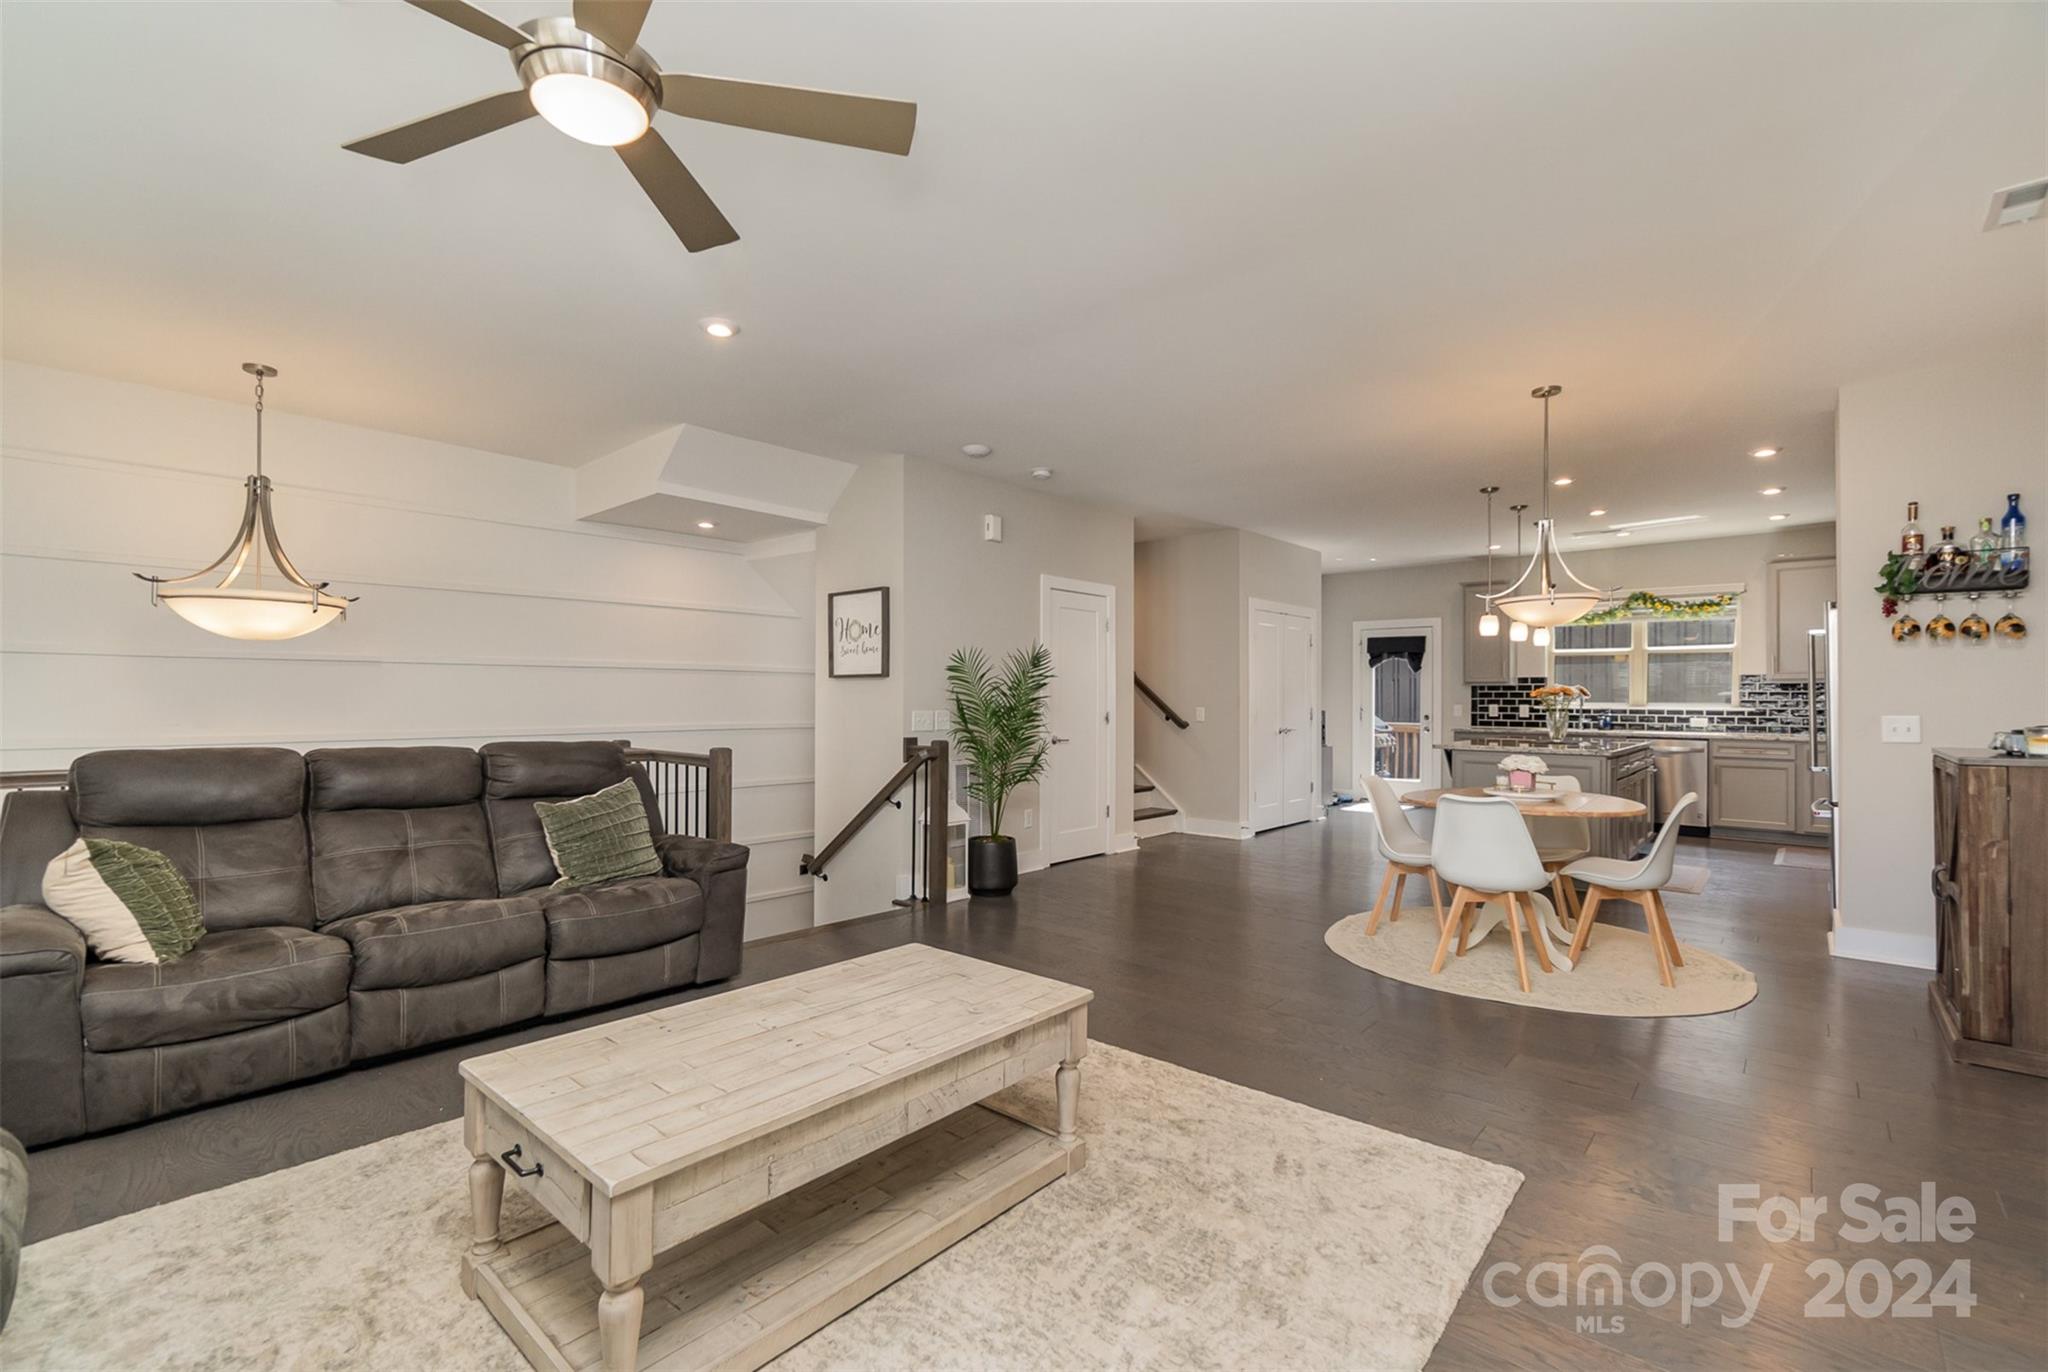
[1135,675,1190,730]
[803,739,949,901]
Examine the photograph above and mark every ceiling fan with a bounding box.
[343,0,916,252]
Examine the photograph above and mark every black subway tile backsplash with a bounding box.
[1469,675,1822,735]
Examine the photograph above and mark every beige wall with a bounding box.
[1134,528,1321,832]
[811,455,910,925]
[1833,343,2047,966]
[1134,531,1242,825]
[1319,525,1838,788]
[900,457,1137,867]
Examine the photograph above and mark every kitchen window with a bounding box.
[1550,612,1738,707]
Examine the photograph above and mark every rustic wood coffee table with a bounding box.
[458,944,1092,1372]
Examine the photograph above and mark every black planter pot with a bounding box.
[968,835,1019,896]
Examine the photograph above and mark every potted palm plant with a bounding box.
[944,643,1054,895]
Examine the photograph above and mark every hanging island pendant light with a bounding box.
[1476,485,1502,637]
[135,363,355,639]
[1493,384,1604,630]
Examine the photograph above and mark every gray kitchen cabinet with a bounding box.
[1768,557,1835,680]
[1462,581,1549,686]
[1462,581,1510,684]
[1709,739,1799,832]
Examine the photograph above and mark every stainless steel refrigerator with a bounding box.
[1808,604,1841,913]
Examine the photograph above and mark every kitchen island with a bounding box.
[1440,736,1654,858]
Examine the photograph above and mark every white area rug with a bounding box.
[1326,910,1758,1017]
[1665,862,1711,894]
[1774,846,1830,870]
[6,1045,1520,1372]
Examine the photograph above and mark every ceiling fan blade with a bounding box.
[658,74,916,155]
[574,0,652,54]
[403,0,531,51]
[616,131,739,252]
[343,90,534,164]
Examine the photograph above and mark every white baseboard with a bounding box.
[1109,831,1140,854]
[1180,817,1251,841]
[1828,916,1937,970]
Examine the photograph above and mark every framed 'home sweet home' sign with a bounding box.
[828,587,890,678]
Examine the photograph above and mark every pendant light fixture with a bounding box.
[1493,384,1603,630]
[1506,504,1531,643]
[1476,485,1502,638]
[135,364,355,640]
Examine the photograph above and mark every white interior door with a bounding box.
[1251,604,1315,832]
[1043,581,1112,864]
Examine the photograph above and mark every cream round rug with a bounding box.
[1325,908,1758,1017]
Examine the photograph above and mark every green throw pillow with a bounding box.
[42,837,206,965]
[535,778,663,888]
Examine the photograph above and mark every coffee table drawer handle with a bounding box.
[500,1144,544,1179]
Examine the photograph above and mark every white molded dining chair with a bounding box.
[1563,792,1697,987]
[1428,793,1557,992]
[1361,775,1445,934]
[1525,775,1591,926]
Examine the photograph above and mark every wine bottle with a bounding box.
[2000,493,2028,573]
[1971,517,1999,567]
[1900,501,1925,565]
[1932,526,1967,572]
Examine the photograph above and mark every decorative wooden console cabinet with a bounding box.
[1929,749,2048,1077]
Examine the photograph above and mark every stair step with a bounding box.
[1134,781,1156,794]
[1134,805,1178,822]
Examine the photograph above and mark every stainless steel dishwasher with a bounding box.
[1651,740,1709,828]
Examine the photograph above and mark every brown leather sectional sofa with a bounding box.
[0,740,747,1147]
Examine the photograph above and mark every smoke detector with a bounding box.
[1984,178,2048,230]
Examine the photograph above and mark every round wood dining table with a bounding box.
[1396,786,1647,971]
[1398,786,1647,818]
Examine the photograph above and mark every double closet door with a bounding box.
[1249,603,1315,832]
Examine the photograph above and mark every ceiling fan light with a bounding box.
[528,70,652,146]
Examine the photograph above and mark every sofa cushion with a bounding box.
[535,780,663,889]
[79,926,350,1052]
[41,837,205,965]
[327,895,545,991]
[70,749,315,932]
[540,876,703,962]
[306,747,495,924]
[480,742,663,894]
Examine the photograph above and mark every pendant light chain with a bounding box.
[253,369,265,482]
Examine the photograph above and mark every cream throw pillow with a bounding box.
[43,837,206,965]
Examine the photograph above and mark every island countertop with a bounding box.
[1443,737,1653,758]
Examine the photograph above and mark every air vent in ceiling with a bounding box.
[1983,178,2048,230]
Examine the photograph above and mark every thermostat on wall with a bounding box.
[983,514,1003,542]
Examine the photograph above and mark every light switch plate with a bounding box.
[910,710,934,732]
[982,514,1003,542]
[1882,715,1921,744]
[936,711,950,732]
[1194,706,1207,723]
[1019,810,1034,830]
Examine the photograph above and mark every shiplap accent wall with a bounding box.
[0,362,817,939]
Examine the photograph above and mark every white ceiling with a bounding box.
[3,2,2042,567]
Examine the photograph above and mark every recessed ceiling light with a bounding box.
[1368,557,1377,562]
[1615,531,1632,538]
[701,318,738,339]
[1768,512,1790,521]
[1030,467,1053,480]
[1759,486,1785,496]
[1489,543,1503,551]
[1588,508,1607,517]
[696,520,717,530]
[1750,447,1779,459]
[961,443,992,459]
[1552,476,1573,487]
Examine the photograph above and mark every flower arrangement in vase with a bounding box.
[1498,753,1549,793]
[1530,683,1589,743]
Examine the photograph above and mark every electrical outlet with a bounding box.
[1689,716,1710,729]
[1194,706,1206,723]
[1882,715,1922,744]
[1019,810,1034,830]
[910,710,934,732]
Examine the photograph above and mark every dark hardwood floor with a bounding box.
[24,813,2047,1369]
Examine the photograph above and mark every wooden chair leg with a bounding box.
[1551,873,1573,929]
[1641,892,1675,987]
[1456,899,1479,956]
[1569,887,1606,963]
[1427,869,1447,931]
[1650,890,1684,967]
[1430,888,1469,974]
[1365,865,1395,935]
[1524,890,1556,973]
[1392,871,1412,923]
[1562,877,1583,924]
[1502,892,1533,994]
